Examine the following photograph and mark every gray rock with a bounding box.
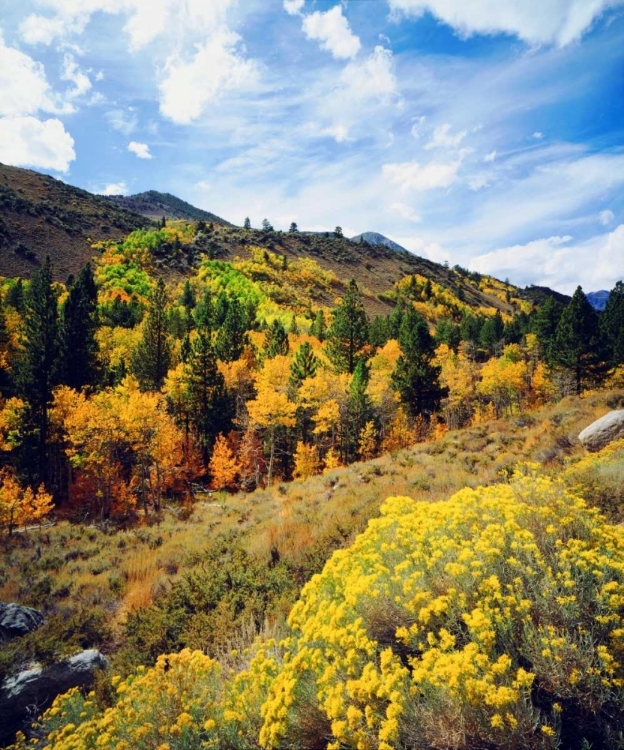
[578,410,624,452]
[0,603,44,642]
[0,649,107,746]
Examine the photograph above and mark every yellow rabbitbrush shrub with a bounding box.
[260,473,624,750]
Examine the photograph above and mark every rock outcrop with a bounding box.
[578,410,624,453]
[0,649,107,745]
[0,603,44,642]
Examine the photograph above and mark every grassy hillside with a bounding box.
[104,191,232,225]
[0,164,149,281]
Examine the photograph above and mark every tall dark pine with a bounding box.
[601,281,624,368]
[310,310,326,342]
[479,311,505,356]
[215,298,248,362]
[15,256,60,486]
[186,331,233,466]
[326,279,369,374]
[131,277,172,391]
[347,360,374,462]
[392,304,447,418]
[289,342,318,389]
[264,319,289,358]
[532,296,564,362]
[552,286,606,394]
[60,263,100,390]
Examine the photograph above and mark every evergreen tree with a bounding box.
[131,277,173,391]
[552,286,606,394]
[460,312,483,346]
[347,360,374,462]
[264,319,289,358]
[289,222,299,233]
[193,289,213,332]
[310,310,326,342]
[0,294,11,397]
[180,281,196,316]
[369,315,390,349]
[215,297,248,362]
[15,256,60,486]
[60,262,100,391]
[435,318,461,353]
[289,342,318,389]
[289,315,299,335]
[532,296,564,361]
[244,217,251,230]
[479,311,505,356]
[392,304,447,418]
[262,218,273,232]
[423,278,433,300]
[326,279,369,374]
[601,281,624,367]
[388,296,406,340]
[334,226,343,238]
[186,332,233,466]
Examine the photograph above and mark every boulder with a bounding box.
[0,603,44,642]
[578,410,624,453]
[0,649,107,746]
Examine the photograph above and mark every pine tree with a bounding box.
[601,281,624,367]
[289,222,299,233]
[289,342,318,389]
[215,298,249,362]
[435,318,461,353]
[326,279,369,374]
[0,295,10,396]
[262,218,273,232]
[180,280,196,330]
[347,360,374,462]
[552,286,606,394]
[131,278,172,391]
[6,279,24,312]
[532,296,564,361]
[392,304,447,418]
[244,217,251,230]
[369,316,390,349]
[60,263,100,391]
[193,289,213,332]
[310,310,326,342]
[289,315,299,335]
[479,311,505,356]
[388,296,406,340]
[186,332,233,466]
[15,256,60,486]
[264,319,289,359]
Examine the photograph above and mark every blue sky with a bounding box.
[0,0,623,293]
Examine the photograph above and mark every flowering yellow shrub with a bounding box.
[259,473,624,749]
[564,438,624,521]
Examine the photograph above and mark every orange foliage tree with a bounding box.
[0,471,53,536]
[209,433,241,491]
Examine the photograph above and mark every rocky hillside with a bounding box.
[0,164,150,281]
[104,191,232,225]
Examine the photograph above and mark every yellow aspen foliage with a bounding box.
[255,354,291,394]
[210,433,241,490]
[293,442,320,480]
[323,447,341,472]
[0,396,24,451]
[381,407,415,452]
[358,421,377,461]
[431,419,448,441]
[247,389,296,486]
[0,471,53,535]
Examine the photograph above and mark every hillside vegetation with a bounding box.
[104,191,232,225]
[0,164,149,281]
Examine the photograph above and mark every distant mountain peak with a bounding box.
[104,191,232,226]
[586,290,610,311]
[350,232,409,255]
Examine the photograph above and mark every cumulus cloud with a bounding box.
[100,181,129,195]
[159,31,257,124]
[599,209,615,225]
[386,0,624,46]
[284,0,305,15]
[410,116,426,139]
[533,131,544,139]
[425,122,466,150]
[383,159,460,191]
[128,141,153,159]
[302,5,361,59]
[0,32,57,116]
[484,150,497,162]
[0,116,75,172]
[340,46,397,100]
[471,227,624,293]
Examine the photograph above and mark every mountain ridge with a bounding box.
[104,190,232,226]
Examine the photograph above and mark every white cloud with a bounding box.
[469,175,490,190]
[389,202,421,222]
[20,14,69,45]
[0,32,57,116]
[159,30,258,124]
[61,53,92,99]
[471,226,624,293]
[383,159,460,191]
[533,131,544,139]
[599,209,614,225]
[386,0,624,46]
[0,116,75,172]
[484,150,497,162]
[425,122,466,150]
[128,141,153,159]
[340,46,397,100]
[101,181,129,195]
[195,180,211,190]
[105,108,138,135]
[302,5,361,60]
[284,0,305,15]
